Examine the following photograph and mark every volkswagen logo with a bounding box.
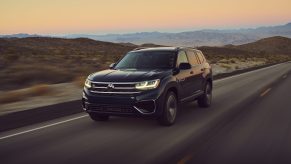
[107,83,115,89]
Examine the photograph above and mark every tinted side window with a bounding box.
[186,50,199,66]
[176,51,189,66]
[197,52,205,63]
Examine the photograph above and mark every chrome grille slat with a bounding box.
[114,87,135,90]
[90,81,139,94]
[91,81,138,84]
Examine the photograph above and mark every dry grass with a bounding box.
[0,84,51,104]
[0,37,134,90]
[218,59,230,64]
[0,92,25,104]
[1,37,290,91]
[29,84,51,96]
[219,63,233,70]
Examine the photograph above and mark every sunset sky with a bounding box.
[0,0,291,34]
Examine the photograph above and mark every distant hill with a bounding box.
[200,36,291,56]
[0,37,136,58]
[0,33,41,38]
[198,36,291,64]
[235,36,291,55]
[0,37,137,90]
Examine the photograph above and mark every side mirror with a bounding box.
[179,63,191,70]
[172,68,180,75]
[109,63,116,69]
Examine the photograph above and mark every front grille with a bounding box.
[90,82,140,94]
[88,104,136,114]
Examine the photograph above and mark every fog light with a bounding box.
[134,100,155,114]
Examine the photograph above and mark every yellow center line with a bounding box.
[260,88,271,97]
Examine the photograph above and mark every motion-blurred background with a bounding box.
[0,0,290,114]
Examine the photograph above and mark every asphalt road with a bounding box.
[179,64,291,164]
[0,62,290,164]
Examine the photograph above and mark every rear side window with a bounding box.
[176,51,189,66]
[186,50,199,66]
[197,52,205,63]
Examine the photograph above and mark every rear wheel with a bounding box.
[198,82,212,108]
[89,113,109,121]
[158,92,178,126]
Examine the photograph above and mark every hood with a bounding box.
[88,69,172,82]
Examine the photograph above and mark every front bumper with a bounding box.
[82,88,164,117]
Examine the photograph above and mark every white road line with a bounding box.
[0,115,88,140]
[215,63,285,82]
[260,88,272,97]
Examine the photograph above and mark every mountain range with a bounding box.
[65,23,291,46]
[1,23,291,46]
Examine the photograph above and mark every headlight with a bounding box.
[135,79,160,90]
[84,79,92,88]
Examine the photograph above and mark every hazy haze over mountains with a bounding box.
[1,23,291,47]
[64,23,291,46]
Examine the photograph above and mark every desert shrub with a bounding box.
[0,91,25,104]
[0,64,74,90]
[28,84,50,96]
[0,84,50,104]
[240,58,247,62]
[229,58,238,64]
[219,63,232,70]
[218,59,230,64]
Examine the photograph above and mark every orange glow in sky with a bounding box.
[0,0,291,34]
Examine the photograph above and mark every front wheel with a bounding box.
[158,92,178,126]
[197,82,212,108]
[89,113,109,121]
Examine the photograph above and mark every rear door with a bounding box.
[194,51,206,91]
[186,50,203,94]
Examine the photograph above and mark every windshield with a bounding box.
[115,51,176,69]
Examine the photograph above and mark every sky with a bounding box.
[0,0,291,35]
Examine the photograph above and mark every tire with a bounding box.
[89,113,109,121]
[158,91,178,126]
[197,82,212,108]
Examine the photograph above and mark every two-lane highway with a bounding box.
[0,62,291,164]
[179,64,291,164]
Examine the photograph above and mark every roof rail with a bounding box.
[133,47,148,51]
[178,46,200,51]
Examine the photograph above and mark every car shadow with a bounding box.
[83,100,214,130]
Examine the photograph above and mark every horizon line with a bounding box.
[1,21,290,36]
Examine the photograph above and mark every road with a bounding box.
[178,64,291,164]
[0,62,290,164]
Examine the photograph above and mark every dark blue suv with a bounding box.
[82,47,212,126]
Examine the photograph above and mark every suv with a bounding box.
[82,47,212,126]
